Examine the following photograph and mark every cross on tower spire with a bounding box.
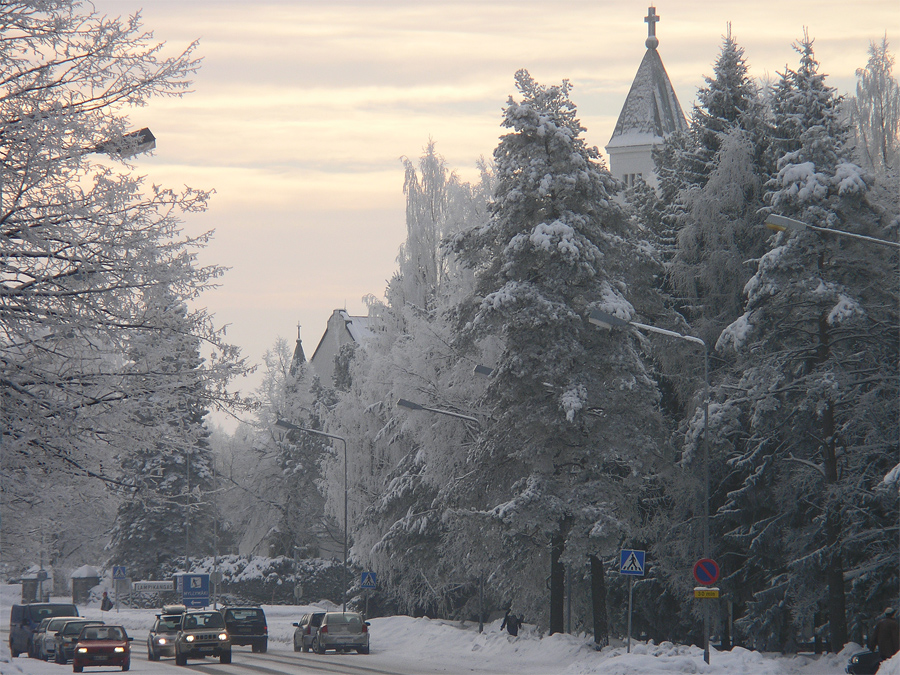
[645,6,660,49]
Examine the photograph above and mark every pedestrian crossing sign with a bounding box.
[361,571,377,589]
[619,549,646,576]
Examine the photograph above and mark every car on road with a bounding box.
[147,605,185,661]
[72,624,132,672]
[8,602,79,658]
[221,606,268,653]
[34,615,80,661]
[52,619,105,664]
[310,611,370,655]
[292,611,325,652]
[174,609,231,665]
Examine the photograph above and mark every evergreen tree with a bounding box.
[107,289,223,577]
[713,34,898,651]
[451,70,665,635]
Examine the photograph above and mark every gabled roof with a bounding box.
[607,9,688,149]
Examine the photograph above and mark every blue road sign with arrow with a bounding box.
[620,549,646,576]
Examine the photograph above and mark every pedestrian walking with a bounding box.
[100,591,113,611]
[501,608,523,637]
[869,607,899,659]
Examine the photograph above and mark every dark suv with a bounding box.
[174,609,231,665]
[221,606,268,653]
[8,602,79,658]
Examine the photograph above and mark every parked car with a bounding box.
[310,612,369,654]
[147,605,185,661]
[292,611,325,652]
[174,609,231,665]
[221,606,268,653]
[846,649,884,674]
[72,624,132,673]
[53,619,105,664]
[8,602,79,658]
[35,615,80,661]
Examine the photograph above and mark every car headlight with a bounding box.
[77,648,87,654]
[114,647,124,653]
[218,633,228,641]
[185,635,195,642]
[851,656,860,664]
[157,638,167,645]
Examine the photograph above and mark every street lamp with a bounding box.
[396,398,480,424]
[588,308,712,663]
[274,419,349,613]
[764,214,900,249]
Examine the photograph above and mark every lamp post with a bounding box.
[274,419,349,613]
[588,308,712,663]
[395,397,484,631]
[764,214,900,249]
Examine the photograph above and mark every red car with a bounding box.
[72,625,132,672]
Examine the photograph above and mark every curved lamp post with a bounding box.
[588,308,712,663]
[764,214,899,249]
[274,419,349,612]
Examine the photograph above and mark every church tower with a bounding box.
[605,6,688,189]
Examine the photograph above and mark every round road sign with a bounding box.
[693,558,720,585]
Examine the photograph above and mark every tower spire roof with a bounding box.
[607,6,688,150]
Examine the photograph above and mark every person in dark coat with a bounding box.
[100,591,113,611]
[869,607,899,659]
[501,608,523,636]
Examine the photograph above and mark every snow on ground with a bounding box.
[0,583,881,674]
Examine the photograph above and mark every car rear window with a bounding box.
[225,609,263,621]
[327,613,363,627]
[63,621,98,635]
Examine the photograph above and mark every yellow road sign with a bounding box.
[694,587,719,599]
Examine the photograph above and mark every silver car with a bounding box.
[311,612,369,655]
[36,615,79,660]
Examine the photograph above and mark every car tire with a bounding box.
[10,641,20,659]
[121,657,130,671]
[220,650,232,664]
[258,639,267,653]
[73,663,83,673]
[313,637,325,654]
[293,637,301,652]
[302,640,310,653]
[57,651,67,665]
[148,646,159,661]
[357,646,370,654]
[175,652,187,666]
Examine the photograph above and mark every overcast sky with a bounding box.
[90,0,897,429]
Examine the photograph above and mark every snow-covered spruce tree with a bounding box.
[667,30,771,346]
[451,70,665,636]
[1,1,248,558]
[713,34,898,651]
[107,289,225,577]
[321,146,492,617]
[849,36,900,174]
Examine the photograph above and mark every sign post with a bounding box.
[361,572,377,619]
[692,559,720,664]
[619,550,646,653]
[112,566,127,613]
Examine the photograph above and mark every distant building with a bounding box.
[310,309,375,386]
[606,6,688,189]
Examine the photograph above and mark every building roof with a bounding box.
[607,7,688,150]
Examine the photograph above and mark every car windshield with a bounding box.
[81,626,125,641]
[225,609,263,621]
[63,622,98,636]
[48,617,75,631]
[158,617,181,631]
[27,605,78,622]
[183,613,224,629]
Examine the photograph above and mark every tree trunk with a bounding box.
[549,532,565,634]
[590,554,609,647]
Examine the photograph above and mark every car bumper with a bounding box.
[230,634,266,646]
[181,642,230,658]
[73,655,129,668]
